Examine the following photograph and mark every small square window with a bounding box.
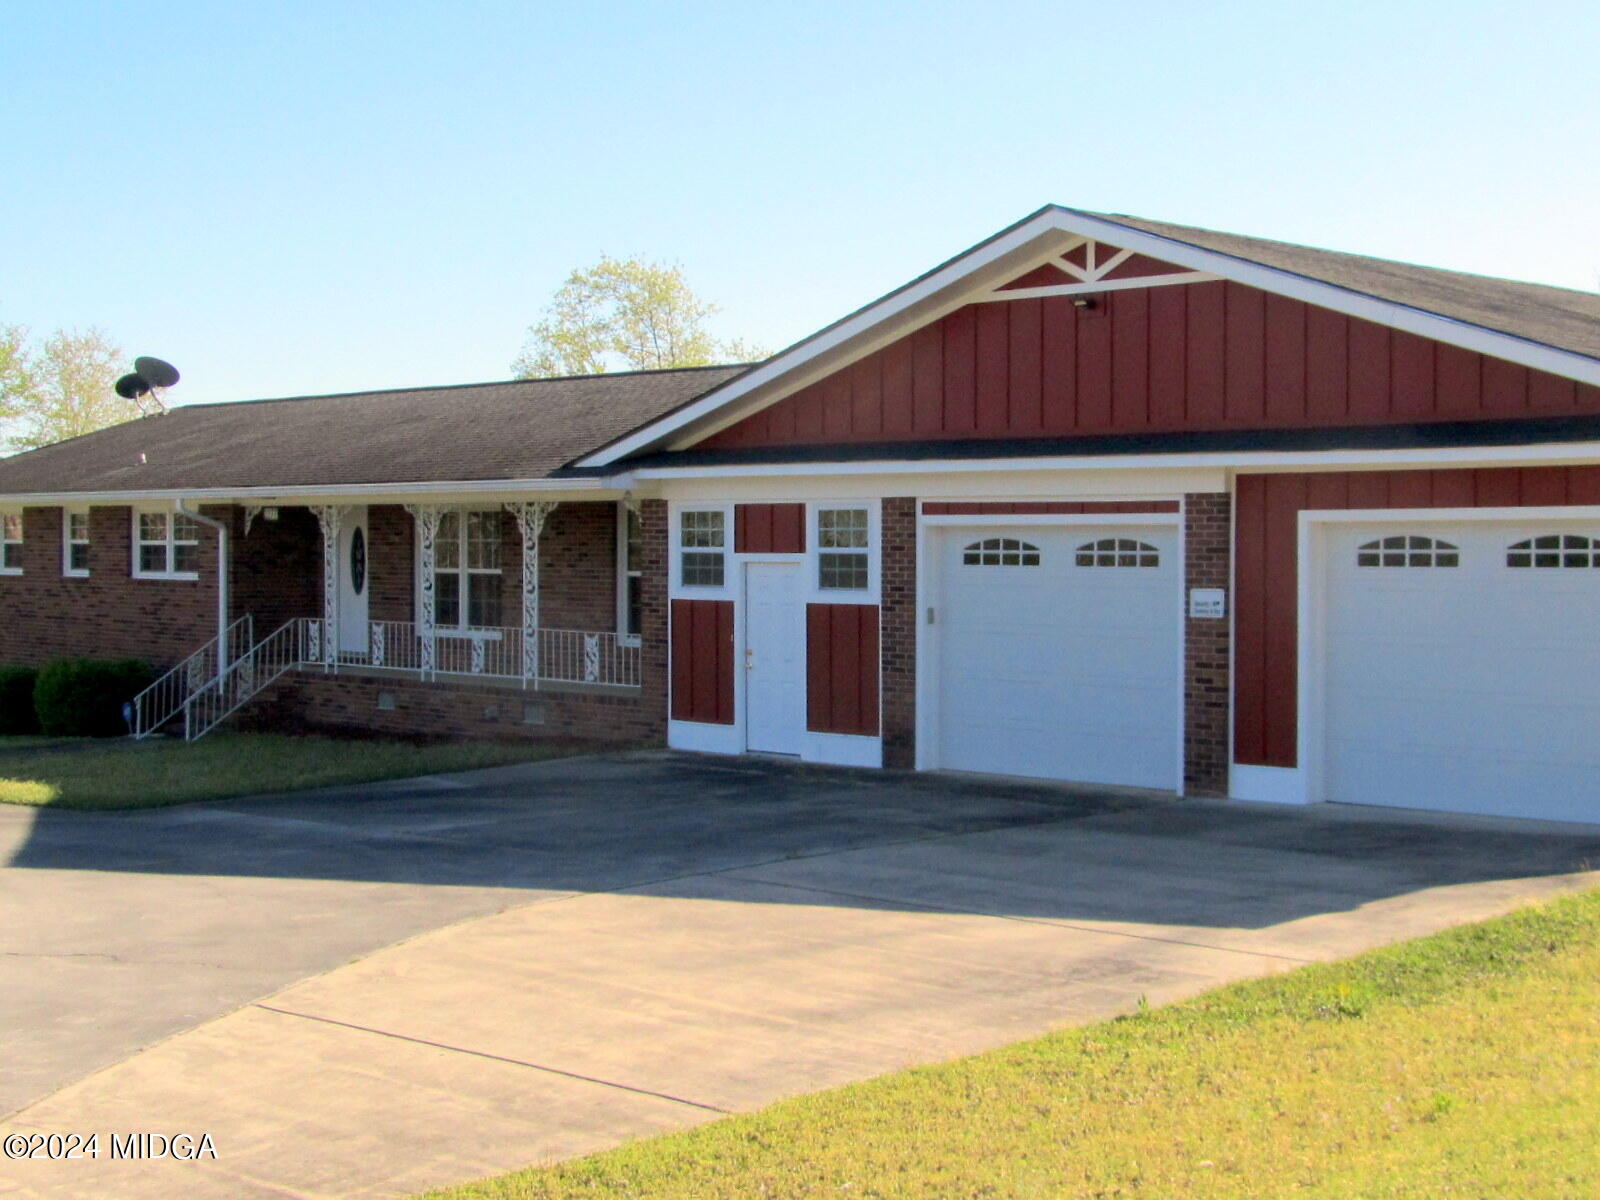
[818,508,868,549]
[679,511,725,587]
[681,510,725,548]
[682,551,724,587]
[819,552,869,590]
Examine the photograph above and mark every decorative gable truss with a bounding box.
[979,238,1216,302]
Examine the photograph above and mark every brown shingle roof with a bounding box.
[1085,210,1600,362]
[0,366,745,495]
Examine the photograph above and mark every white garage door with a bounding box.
[1322,521,1600,823]
[935,524,1179,788]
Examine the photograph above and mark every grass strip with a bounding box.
[425,887,1600,1200]
[0,732,606,810]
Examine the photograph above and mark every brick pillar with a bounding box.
[880,496,917,768]
[636,499,669,738]
[1183,492,1231,796]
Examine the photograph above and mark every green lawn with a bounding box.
[424,888,1600,1200]
[0,733,605,810]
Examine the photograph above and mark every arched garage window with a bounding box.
[963,537,1040,566]
[1075,537,1159,568]
[1507,534,1600,568]
[1356,535,1459,568]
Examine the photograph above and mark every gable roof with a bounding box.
[577,205,1600,466]
[0,365,745,499]
[1093,212,1600,362]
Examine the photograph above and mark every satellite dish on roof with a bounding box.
[133,357,180,388]
[115,356,180,416]
[115,373,151,400]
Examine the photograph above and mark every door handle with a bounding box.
[745,648,755,670]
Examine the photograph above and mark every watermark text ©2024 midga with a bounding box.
[4,1132,217,1161]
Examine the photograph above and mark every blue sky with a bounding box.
[3,1,1596,406]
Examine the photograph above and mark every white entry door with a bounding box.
[934,524,1180,788]
[744,562,805,754]
[337,506,370,655]
[1320,520,1600,823]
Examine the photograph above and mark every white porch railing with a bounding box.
[129,615,254,738]
[131,616,640,743]
[183,618,307,741]
[312,619,641,688]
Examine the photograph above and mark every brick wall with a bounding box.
[233,506,321,635]
[880,496,917,768]
[1183,492,1231,796]
[242,671,659,744]
[0,504,221,669]
[635,499,669,732]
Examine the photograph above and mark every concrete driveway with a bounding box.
[2,751,1596,1199]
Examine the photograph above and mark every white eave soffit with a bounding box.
[574,207,1600,468]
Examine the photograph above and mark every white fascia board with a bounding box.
[578,207,1600,469]
[0,477,618,507]
[627,438,1600,481]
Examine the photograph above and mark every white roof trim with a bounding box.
[623,438,1600,480]
[576,207,1600,468]
[0,476,615,506]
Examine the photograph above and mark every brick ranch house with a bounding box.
[3,205,1599,826]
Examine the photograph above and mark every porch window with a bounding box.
[817,507,869,590]
[134,511,201,578]
[680,510,725,587]
[434,509,503,629]
[63,510,89,576]
[618,504,642,641]
[0,512,21,575]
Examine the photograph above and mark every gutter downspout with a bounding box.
[174,499,231,676]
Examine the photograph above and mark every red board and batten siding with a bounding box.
[735,503,805,554]
[670,598,734,724]
[700,280,1600,449]
[1235,466,1600,768]
[806,603,880,736]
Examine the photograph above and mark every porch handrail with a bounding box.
[311,618,641,688]
[128,614,254,738]
[182,618,306,741]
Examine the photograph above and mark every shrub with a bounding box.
[0,667,39,735]
[34,658,155,738]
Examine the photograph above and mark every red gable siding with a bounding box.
[699,280,1600,449]
[1235,466,1600,768]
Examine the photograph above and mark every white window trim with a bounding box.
[131,507,201,581]
[616,501,642,646]
[63,507,90,578]
[670,503,734,596]
[806,501,880,605]
[412,505,506,633]
[0,509,22,576]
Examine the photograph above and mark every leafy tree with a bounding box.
[512,255,763,378]
[0,322,31,419]
[3,326,137,453]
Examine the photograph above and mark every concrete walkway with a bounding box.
[2,752,1596,1198]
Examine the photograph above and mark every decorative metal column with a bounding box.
[504,501,558,688]
[404,505,443,676]
[310,505,343,669]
